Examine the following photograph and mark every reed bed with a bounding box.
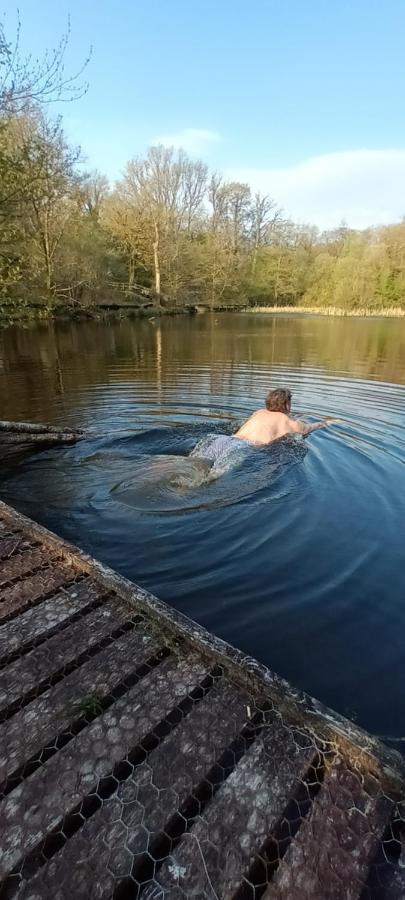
[242,306,405,318]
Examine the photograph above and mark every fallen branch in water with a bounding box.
[0,420,84,445]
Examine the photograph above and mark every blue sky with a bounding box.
[2,0,405,228]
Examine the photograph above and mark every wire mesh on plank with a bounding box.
[0,507,404,900]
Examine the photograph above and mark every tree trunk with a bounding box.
[128,252,135,290]
[43,210,53,294]
[153,222,161,298]
[251,246,258,276]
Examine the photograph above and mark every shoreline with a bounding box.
[2,302,405,328]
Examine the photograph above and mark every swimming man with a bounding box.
[190,387,333,475]
[234,388,333,445]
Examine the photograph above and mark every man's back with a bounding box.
[234,409,302,444]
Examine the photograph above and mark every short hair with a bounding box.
[265,388,292,413]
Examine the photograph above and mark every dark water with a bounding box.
[1,313,405,740]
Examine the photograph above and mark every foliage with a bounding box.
[1,105,405,321]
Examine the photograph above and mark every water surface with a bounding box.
[1,313,405,740]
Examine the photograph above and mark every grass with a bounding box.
[242,306,405,317]
[62,693,105,720]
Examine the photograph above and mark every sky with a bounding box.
[2,0,405,230]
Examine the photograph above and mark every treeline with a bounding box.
[1,26,405,318]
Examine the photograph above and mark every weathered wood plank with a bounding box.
[0,519,20,537]
[0,563,77,622]
[0,536,22,561]
[0,654,208,879]
[261,758,394,900]
[0,581,99,660]
[0,548,53,587]
[14,678,253,899]
[143,713,315,900]
[0,625,160,785]
[0,596,135,713]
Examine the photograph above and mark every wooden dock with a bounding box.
[0,498,404,899]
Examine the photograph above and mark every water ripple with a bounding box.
[1,314,405,739]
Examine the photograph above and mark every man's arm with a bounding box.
[288,417,334,436]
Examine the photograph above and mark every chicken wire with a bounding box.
[0,516,405,900]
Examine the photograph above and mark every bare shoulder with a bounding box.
[247,409,269,423]
[286,416,304,433]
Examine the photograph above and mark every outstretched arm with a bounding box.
[289,417,335,436]
[300,421,326,436]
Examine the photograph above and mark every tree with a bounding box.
[119,146,208,300]
[18,112,81,295]
[78,171,109,221]
[183,159,208,235]
[102,190,154,291]
[208,180,251,254]
[2,119,405,320]
[249,191,281,275]
[0,15,90,114]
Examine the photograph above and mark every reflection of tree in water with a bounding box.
[0,315,405,428]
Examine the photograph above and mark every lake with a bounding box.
[1,312,405,742]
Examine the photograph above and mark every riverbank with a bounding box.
[2,301,405,328]
[0,302,178,328]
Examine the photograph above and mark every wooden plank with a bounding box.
[261,758,394,900]
[0,521,19,537]
[0,537,22,561]
[0,654,208,879]
[0,547,53,587]
[0,624,160,785]
[143,713,315,900]
[0,563,77,623]
[14,678,253,899]
[0,596,134,713]
[0,581,100,661]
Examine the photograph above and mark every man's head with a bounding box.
[265,388,292,414]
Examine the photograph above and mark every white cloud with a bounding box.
[228,149,405,230]
[153,128,221,154]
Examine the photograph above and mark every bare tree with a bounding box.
[79,171,109,220]
[209,173,226,233]
[249,192,281,274]
[208,178,251,253]
[223,182,251,253]
[20,113,81,293]
[183,159,208,235]
[122,146,208,299]
[0,14,91,114]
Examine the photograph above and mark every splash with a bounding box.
[190,432,254,478]
[112,433,307,513]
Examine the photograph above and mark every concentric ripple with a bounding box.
[109,432,307,513]
[1,313,405,740]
